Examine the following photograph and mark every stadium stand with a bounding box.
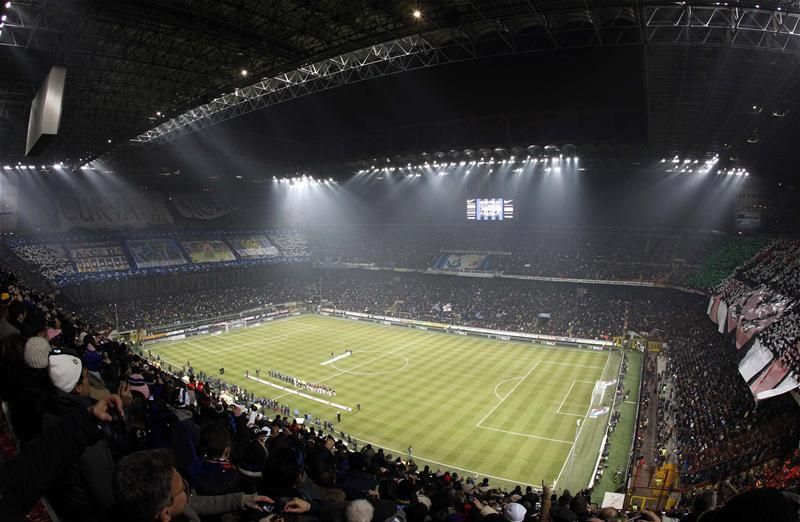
[2,244,799,521]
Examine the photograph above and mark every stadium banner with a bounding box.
[227,235,280,259]
[733,288,793,349]
[171,192,232,220]
[181,239,236,263]
[58,190,173,230]
[432,254,493,271]
[739,340,800,400]
[126,239,188,269]
[320,308,616,348]
[68,242,131,273]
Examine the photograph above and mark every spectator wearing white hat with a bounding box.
[504,502,527,522]
[8,336,54,444]
[41,353,116,522]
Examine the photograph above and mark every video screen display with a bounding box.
[466,198,514,221]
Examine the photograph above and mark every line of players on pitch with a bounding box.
[245,368,337,396]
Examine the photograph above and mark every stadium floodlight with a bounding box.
[241,69,248,77]
[3,165,10,170]
[4,2,9,8]
[412,9,422,19]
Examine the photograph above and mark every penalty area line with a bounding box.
[476,361,541,428]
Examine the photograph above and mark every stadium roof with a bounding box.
[2,1,800,175]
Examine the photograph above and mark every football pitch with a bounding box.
[149,314,623,491]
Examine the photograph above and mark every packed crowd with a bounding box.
[7,243,75,282]
[657,318,797,483]
[0,244,798,522]
[3,230,311,287]
[74,269,703,340]
[685,238,767,291]
[711,240,800,382]
[62,265,800,494]
[308,225,725,285]
[5,225,738,291]
[78,277,317,330]
[0,266,720,522]
[317,271,700,341]
[268,369,337,397]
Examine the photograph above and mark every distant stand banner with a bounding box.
[58,190,173,230]
[172,193,232,220]
[126,239,188,268]
[227,235,280,259]
[181,239,236,263]
[69,242,130,273]
[432,254,492,271]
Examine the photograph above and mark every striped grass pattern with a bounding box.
[151,314,619,490]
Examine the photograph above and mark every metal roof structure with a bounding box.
[2,1,800,172]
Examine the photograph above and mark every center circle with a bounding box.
[330,350,409,375]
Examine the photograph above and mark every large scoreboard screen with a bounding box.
[466,198,514,221]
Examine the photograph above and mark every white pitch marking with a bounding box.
[540,362,606,370]
[321,352,352,365]
[556,380,596,416]
[476,361,541,428]
[493,376,524,400]
[553,352,613,488]
[476,425,573,445]
[272,335,434,400]
[246,375,351,411]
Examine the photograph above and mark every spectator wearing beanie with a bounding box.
[24,336,50,370]
[505,503,527,522]
[127,373,150,399]
[41,353,115,522]
[9,336,54,443]
[83,344,104,381]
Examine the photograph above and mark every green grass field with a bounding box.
[149,314,623,492]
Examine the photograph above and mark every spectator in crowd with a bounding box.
[41,353,116,521]
[189,422,243,496]
[112,448,275,522]
[0,395,125,522]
